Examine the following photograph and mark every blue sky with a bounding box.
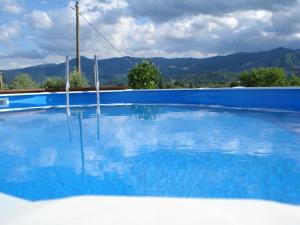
[1,0,300,69]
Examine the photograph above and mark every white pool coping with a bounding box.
[1,194,300,225]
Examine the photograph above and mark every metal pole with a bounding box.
[76,1,81,73]
[66,56,70,116]
[0,74,3,90]
[94,55,101,140]
[94,55,100,114]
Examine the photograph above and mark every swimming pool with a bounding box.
[0,89,300,204]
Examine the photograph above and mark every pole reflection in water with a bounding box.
[66,106,100,175]
[96,108,100,141]
[66,104,72,143]
[78,110,85,175]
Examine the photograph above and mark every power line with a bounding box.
[70,6,135,67]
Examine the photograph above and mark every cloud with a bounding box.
[29,0,300,61]
[29,0,130,58]
[2,0,300,69]
[0,49,47,59]
[0,0,23,14]
[0,21,21,42]
[127,0,297,22]
[27,10,53,29]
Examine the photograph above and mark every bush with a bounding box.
[43,77,65,89]
[128,60,162,89]
[230,81,240,87]
[240,67,287,87]
[288,75,300,86]
[70,70,88,88]
[12,74,36,89]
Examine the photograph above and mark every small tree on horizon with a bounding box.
[12,74,36,89]
[128,60,162,89]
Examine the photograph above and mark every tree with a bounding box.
[12,74,36,89]
[240,67,287,87]
[128,60,162,89]
[70,70,88,88]
[288,75,300,86]
[43,77,65,89]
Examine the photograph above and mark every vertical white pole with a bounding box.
[94,55,100,114]
[66,56,70,116]
[94,55,100,140]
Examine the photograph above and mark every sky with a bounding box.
[1,0,300,69]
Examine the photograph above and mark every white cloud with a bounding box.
[0,21,21,42]
[2,0,300,69]
[27,0,277,61]
[28,10,53,29]
[0,0,23,14]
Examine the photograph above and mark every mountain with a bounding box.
[2,47,300,85]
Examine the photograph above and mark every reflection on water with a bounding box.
[131,105,163,120]
[0,105,300,204]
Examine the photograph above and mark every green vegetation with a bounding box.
[239,67,300,87]
[70,70,88,88]
[4,64,300,90]
[43,77,65,89]
[161,72,239,88]
[240,67,287,87]
[128,61,162,89]
[288,75,300,86]
[12,74,36,89]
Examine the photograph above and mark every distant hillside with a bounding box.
[2,47,300,85]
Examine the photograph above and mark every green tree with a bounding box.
[240,67,287,87]
[288,75,300,86]
[70,70,88,88]
[128,60,162,89]
[12,74,36,89]
[43,77,65,89]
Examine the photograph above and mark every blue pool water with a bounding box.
[0,104,300,204]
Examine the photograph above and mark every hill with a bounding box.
[2,47,300,85]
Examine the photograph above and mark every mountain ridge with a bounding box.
[2,47,300,85]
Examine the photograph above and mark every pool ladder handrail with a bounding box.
[65,56,70,116]
[94,55,100,114]
[94,55,101,140]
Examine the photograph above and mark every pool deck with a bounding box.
[1,194,300,225]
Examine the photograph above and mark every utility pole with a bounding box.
[75,1,81,73]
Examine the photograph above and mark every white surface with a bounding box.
[1,194,300,225]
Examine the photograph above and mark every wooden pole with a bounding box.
[76,1,81,73]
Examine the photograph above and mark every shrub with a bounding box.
[70,70,88,88]
[288,75,300,86]
[12,74,36,89]
[240,67,287,87]
[128,60,162,89]
[43,77,65,89]
[230,81,240,87]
